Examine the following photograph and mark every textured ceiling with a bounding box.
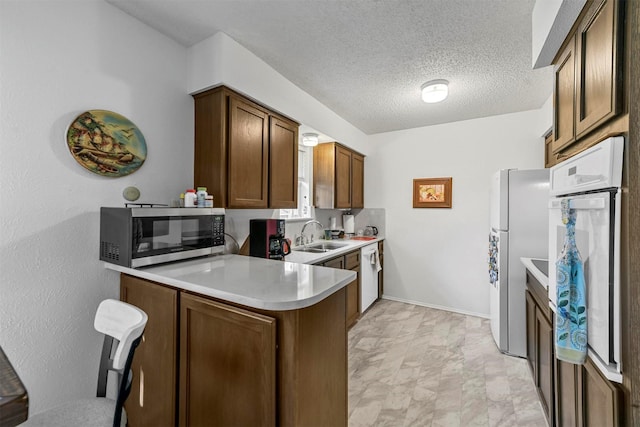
[107,0,553,135]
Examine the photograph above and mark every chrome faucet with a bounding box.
[298,220,324,246]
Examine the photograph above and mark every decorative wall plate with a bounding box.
[66,110,147,177]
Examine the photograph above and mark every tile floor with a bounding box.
[348,299,547,427]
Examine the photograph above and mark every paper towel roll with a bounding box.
[330,217,337,230]
[343,214,354,234]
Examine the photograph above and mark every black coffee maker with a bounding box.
[249,219,291,260]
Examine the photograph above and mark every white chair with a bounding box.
[21,299,148,427]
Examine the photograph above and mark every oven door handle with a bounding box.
[548,198,606,210]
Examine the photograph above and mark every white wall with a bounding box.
[532,0,586,68]
[366,109,549,317]
[0,0,192,414]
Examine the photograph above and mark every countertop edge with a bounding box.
[520,257,549,289]
[105,258,357,311]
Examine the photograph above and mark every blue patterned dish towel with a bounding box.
[555,199,587,365]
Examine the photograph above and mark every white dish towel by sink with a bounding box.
[370,249,382,272]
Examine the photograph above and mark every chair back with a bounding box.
[94,299,147,427]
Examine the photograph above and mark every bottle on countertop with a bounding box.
[179,193,185,207]
[184,189,197,207]
[205,195,214,208]
[196,187,208,207]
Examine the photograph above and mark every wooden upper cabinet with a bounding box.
[335,146,352,209]
[575,0,621,139]
[351,152,364,209]
[194,88,228,207]
[313,142,365,209]
[228,95,269,208]
[193,86,299,209]
[552,36,576,153]
[551,0,623,158]
[269,116,298,208]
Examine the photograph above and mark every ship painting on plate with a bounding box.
[66,110,147,177]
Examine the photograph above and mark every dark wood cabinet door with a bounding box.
[575,0,621,139]
[228,95,269,208]
[351,152,364,209]
[312,143,335,209]
[525,290,537,378]
[179,293,276,427]
[582,356,620,427]
[269,116,298,208]
[555,357,579,427]
[537,307,554,424]
[346,277,359,329]
[552,36,576,154]
[324,252,360,329]
[323,255,345,270]
[120,275,178,427]
[335,146,352,209]
[194,89,227,208]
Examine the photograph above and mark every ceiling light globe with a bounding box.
[302,133,319,147]
[421,80,449,103]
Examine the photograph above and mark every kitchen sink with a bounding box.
[292,242,348,253]
[292,247,329,253]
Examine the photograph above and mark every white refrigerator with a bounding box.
[488,169,549,357]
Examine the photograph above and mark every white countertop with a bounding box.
[106,253,359,311]
[521,257,549,289]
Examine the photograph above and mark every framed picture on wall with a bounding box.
[413,177,452,208]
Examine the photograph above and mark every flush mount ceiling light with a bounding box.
[302,132,319,147]
[421,79,449,103]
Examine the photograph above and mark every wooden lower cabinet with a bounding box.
[555,358,580,427]
[319,249,361,329]
[525,285,554,424]
[582,356,620,427]
[121,275,178,427]
[179,293,276,427]
[527,269,622,426]
[554,351,621,427]
[537,306,554,421]
[525,290,537,377]
[345,251,361,328]
[120,273,347,427]
[345,280,359,328]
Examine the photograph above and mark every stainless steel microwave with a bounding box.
[100,207,225,267]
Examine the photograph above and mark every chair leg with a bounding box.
[97,335,114,398]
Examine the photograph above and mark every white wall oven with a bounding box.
[548,136,623,382]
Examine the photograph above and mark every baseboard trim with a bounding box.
[380,295,490,319]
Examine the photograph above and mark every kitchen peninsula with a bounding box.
[106,255,356,427]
